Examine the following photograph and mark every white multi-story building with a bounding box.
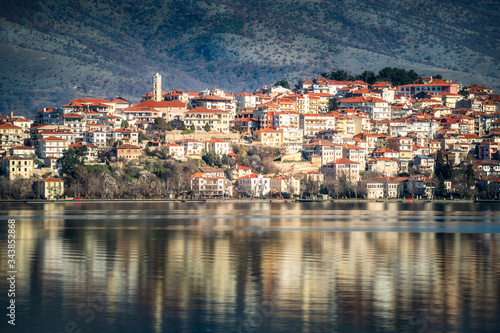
[163,144,185,160]
[37,136,69,158]
[320,158,360,183]
[205,139,230,156]
[58,113,87,139]
[191,172,231,198]
[299,114,336,137]
[235,93,257,109]
[175,139,204,157]
[190,89,237,115]
[342,144,366,170]
[122,106,161,122]
[338,96,391,120]
[107,129,139,146]
[184,107,231,133]
[363,178,399,199]
[303,139,343,165]
[84,130,107,148]
[237,173,270,198]
[279,127,304,153]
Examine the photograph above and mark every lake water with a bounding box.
[1,201,499,333]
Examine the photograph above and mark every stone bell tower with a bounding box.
[153,73,162,102]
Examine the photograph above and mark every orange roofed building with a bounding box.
[184,107,231,133]
[252,128,283,147]
[205,138,230,155]
[115,144,141,161]
[190,172,232,198]
[320,158,360,182]
[68,142,98,162]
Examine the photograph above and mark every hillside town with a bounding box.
[1,71,499,200]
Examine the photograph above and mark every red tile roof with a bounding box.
[339,96,388,104]
[69,142,98,148]
[327,158,358,164]
[191,95,232,101]
[10,145,35,150]
[239,173,269,179]
[134,100,186,108]
[0,123,23,130]
[205,138,228,143]
[40,177,64,182]
[116,144,141,149]
[40,136,66,141]
[186,107,228,114]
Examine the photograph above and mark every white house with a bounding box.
[37,136,69,159]
[175,139,204,156]
[238,173,270,197]
[338,96,391,120]
[163,144,185,159]
[205,139,230,156]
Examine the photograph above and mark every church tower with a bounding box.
[153,73,162,102]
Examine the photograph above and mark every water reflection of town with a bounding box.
[1,202,499,332]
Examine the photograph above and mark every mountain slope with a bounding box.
[0,0,499,116]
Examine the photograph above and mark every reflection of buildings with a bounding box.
[3,202,498,332]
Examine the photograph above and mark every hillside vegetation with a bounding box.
[0,0,499,116]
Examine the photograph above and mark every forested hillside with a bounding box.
[0,0,499,116]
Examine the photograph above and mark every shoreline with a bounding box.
[0,198,495,204]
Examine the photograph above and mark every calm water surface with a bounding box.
[0,201,499,333]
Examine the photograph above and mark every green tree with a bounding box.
[322,70,355,81]
[202,151,221,167]
[138,132,148,143]
[443,162,454,180]
[377,67,420,86]
[190,124,195,131]
[328,98,338,111]
[356,70,377,84]
[434,150,454,180]
[181,122,187,131]
[274,79,290,89]
[436,174,447,198]
[221,154,230,165]
[154,117,169,132]
[465,163,476,188]
[61,147,88,178]
[169,119,183,130]
[492,150,500,161]
[432,74,443,80]
[295,80,303,90]
[121,120,129,128]
[458,87,469,99]
[204,122,211,132]
[166,123,173,131]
